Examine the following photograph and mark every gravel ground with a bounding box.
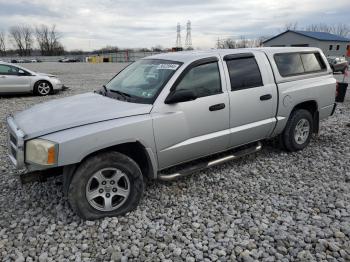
[0,63,349,261]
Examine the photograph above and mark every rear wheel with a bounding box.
[281,109,313,152]
[68,151,144,220]
[34,80,52,96]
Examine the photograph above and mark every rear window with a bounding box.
[274,52,326,77]
[300,53,325,72]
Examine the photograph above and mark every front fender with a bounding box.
[40,115,156,168]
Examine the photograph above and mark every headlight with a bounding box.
[25,139,58,166]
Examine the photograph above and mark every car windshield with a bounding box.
[105,59,182,104]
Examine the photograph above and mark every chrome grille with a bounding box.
[7,116,25,169]
[10,133,17,146]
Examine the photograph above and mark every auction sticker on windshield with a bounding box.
[157,64,179,70]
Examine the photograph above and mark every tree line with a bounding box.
[0,24,64,56]
[283,22,350,37]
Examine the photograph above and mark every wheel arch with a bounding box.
[63,141,157,196]
[291,100,319,133]
[34,79,53,87]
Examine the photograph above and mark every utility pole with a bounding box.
[176,23,182,48]
[185,20,192,49]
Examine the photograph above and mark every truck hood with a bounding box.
[13,92,152,139]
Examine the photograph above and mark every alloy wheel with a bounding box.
[85,167,130,212]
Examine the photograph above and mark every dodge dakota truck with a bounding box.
[7,47,343,219]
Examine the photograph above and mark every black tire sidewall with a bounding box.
[68,152,144,220]
[283,109,313,152]
[34,80,52,96]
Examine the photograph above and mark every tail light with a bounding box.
[336,82,339,98]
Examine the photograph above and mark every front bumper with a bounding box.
[51,79,64,90]
[7,116,26,169]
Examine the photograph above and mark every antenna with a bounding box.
[176,23,182,48]
[185,20,192,49]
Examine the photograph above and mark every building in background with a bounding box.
[263,30,350,58]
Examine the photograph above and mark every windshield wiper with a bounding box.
[109,89,132,101]
[101,85,108,96]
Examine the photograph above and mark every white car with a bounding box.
[0,62,63,96]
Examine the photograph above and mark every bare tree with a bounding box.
[22,26,33,55]
[257,35,271,47]
[9,26,24,56]
[332,23,350,37]
[237,36,248,48]
[35,24,49,55]
[151,45,163,52]
[35,24,64,55]
[217,38,236,49]
[217,36,262,49]
[305,23,333,33]
[9,25,33,56]
[283,22,298,31]
[0,30,5,56]
[304,23,349,37]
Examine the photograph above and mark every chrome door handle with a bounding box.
[0,76,6,78]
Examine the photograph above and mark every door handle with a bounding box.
[209,103,225,111]
[0,76,5,78]
[260,94,272,101]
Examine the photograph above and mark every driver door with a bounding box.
[0,65,31,93]
[152,57,230,169]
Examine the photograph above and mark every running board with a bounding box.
[158,142,262,181]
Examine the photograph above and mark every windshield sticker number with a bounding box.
[157,64,179,70]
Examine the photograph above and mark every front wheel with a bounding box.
[34,80,52,96]
[281,109,313,152]
[68,151,144,220]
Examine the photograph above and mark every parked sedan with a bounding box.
[327,56,349,73]
[0,62,63,96]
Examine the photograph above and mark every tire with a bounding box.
[68,151,144,220]
[281,109,313,152]
[34,80,52,96]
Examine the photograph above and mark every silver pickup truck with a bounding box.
[7,47,341,219]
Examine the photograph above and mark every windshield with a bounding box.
[105,59,182,104]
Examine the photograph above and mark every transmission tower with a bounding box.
[185,20,192,49]
[176,23,182,48]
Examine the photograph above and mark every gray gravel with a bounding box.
[1,63,350,261]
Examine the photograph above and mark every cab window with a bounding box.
[226,57,263,91]
[175,62,222,98]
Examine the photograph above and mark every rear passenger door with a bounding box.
[223,52,277,147]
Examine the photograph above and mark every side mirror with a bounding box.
[165,89,197,104]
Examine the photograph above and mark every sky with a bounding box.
[0,0,349,51]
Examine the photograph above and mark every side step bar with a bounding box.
[158,141,262,181]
